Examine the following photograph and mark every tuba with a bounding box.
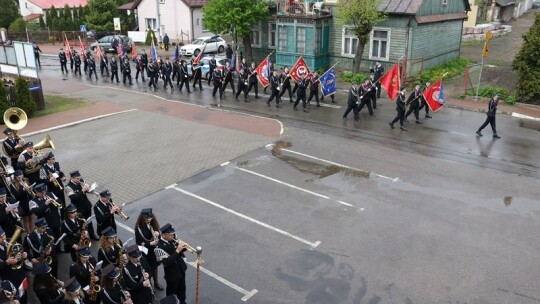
[2,107,27,158]
[7,226,25,269]
[25,133,55,174]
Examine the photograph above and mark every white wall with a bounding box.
[18,0,44,18]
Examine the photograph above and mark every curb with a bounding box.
[511,112,540,121]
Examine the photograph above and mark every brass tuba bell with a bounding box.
[2,107,28,158]
[25,133,55,174]
[33,133,55,152]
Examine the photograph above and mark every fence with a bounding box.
[6,30,96,47]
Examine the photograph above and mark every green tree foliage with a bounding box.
[49,6,58,31]
[8,18,27,33]
[338,0,387,73]
[512,13,540,105]
[14,77,36,118]
[0,0,21,29]
[85,0,118,32]
[203,0,269,63]
[39,15,46,29]
[145,28,157,46]
[60,5,74,31]
[0,80,10,124]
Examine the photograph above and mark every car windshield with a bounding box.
[192,39,205,45]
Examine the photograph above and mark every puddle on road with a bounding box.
[519,120,540,132]
[504,196,512,206]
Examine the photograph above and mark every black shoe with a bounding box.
[235,97,239,102]
[303,108,308,112]
[426,115,432,118]
[389,123,395,129]
[416,121,423,124]
[354,118,360,121]
[476,130,483,137]
[343,117,348,121]
[316,104,321,107]
[400,126,408,131]
[266,101,270,107]
[332,101,337,103]
[493,134,501,139]
[276,104,282,108]
[404,119,409,123]
[293,107,299,111]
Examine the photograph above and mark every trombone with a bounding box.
[45,194,63,209]
[106,199,129,221]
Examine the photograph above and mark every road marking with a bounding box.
[512,112,540,121]
[231,165,355,208]
[115,218,259,301]
[267,144,400,182]
[319,103,342,109]
[169,186,321,248]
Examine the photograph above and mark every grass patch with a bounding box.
[33,95,94,118]
[461,40,484,47]
[410,58,471,84]
[465,85,517,105]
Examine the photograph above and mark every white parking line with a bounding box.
[169,186,321,248]
[115,220,259,301]
[319,103,342,109]
[268,144,400,182]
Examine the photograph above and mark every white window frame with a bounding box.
[369,27,391,61]
[278,25,287,52]
[251,22,261,47]
[296,27,306,54]
[146,18,157,31]
[442,0,448,5]
[341,26,358,57]
[268,22,276,49]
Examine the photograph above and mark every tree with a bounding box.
[145,28,157,46]
[203,0,269,63]
[512,13,540,105]
[49,6,58,30]
[15,77,36,118]
[0,0,20,29]
[8,18,27,33]
[85,0,118,32]
[0,80,10,124]
[338,0,387,73]
[39,15,46,29]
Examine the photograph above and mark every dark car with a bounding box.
[90,35,132,53]
[533,1,540,9]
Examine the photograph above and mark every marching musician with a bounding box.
[32,262,65,303]
[246,61,259,99]
[29,183,62,242]
[65,170,99,240]
[2,128,23,167]
[100,264,133,304]
[62,277,86,304]
[177,60,190,94]
[97,227,123,269]
[0,279,22,303]
[61,204,86,262]
[279,66,293,103]
[16,142,42,184]
[0,227,27,304]
[94,190,119,236]
[155,223,187,304]
[69,247,100,304]
[134,208,163,291]
[122,245,154,304]
[234,67,250,103]
[356,78,374,117]
[40,152,66,209]
[221,61,236,95]
[306,71,320,108]
[0,188,22,238]
[10,169,33,233]
[24,218,58,277]
[0,157,12,192]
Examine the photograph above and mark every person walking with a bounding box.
[163,34,170,51]
[476,94,501,138]
[342,82,359,121]
[389,86,408,131]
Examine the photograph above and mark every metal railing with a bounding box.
[276,0,331,17]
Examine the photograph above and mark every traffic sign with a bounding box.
[80,24,87,32]
[113,18,121,31]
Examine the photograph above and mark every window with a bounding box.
[278,25,287,52]
[146,18,157,31]
[442,0,448,5]
[314,27,321,54]
[201,18,208,32]
[341,27,358,56]
[370,28,390,60]
[268,22,276,49]
[251,23,261,47]
[296,27,306,53]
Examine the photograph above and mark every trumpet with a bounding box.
[172,237,201,255]
[48,172,63,190]
[21,179,36,196]
[107,199,129,221]
[45,194,63,209]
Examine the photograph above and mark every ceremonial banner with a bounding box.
[95,44,103,62]
[379,63,400,101]
[319,66,336,97]
[289,56,310,82]
[150,40,157,61]
[64,34,71,59]
[193,43,206,65]
[131,42,137,60]
[422,79,445,112]
[173,44,179,61]
[256,56,270,88]
[78,36,85,60]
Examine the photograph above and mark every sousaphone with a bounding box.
[2,107,27,158]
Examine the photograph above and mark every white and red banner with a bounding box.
[379,63,400,101]
[422,79,445,112]
[289,56,310,82]
[256,56,271,88]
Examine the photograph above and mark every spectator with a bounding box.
[163,33,170,51]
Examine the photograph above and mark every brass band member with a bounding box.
[40,152,66,209]
[16,142,42,184]
[9,169,33,233]
[155,224,188,304]
[122,245,154,304]
[94,190,119,236]
[32,262,65,303]
[100,264,133,304]
[69,247,100,304]
[97,227,123,269]
[61,204,86,262]
[62,277,85,304]
[29,183,63,242]
[65,170,98,240]
[0,157,12,191]
[0,279,21,303]
[2,128,23,167]
[24,218,58,277]
[160,295,180,304]
[134,208,163,291]
[0,227,27,303]
[0,188,22,238]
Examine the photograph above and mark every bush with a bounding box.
[512,12,540,104]
[473,85,517,105]
[340,71,369,84]
[15,77,36,117]
[8,18,27,33]
[145,28,158,46]
[0,80,10,124]
[411,58,470,84]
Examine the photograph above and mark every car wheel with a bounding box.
[218,45,224,53]
[193,49,200,57]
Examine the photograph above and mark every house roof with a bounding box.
[181,0,208,8]
[118,0,142,10]
[28,0,87,9]
[23,13,43,21]
[379,0,471,15]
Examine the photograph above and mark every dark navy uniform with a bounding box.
[208,57,217,85]
[148,61,157,90]
[342,85,359,121]
[246,65,258,98]
[162,60,173,90]
[0,238,27,303]
[29,192,63,240]
[88,57,98,80]
[212,68,223,100]
[136,57,146,82]
[222,65,235,94]
[191,62,203,90]
[16,149,41,184]
[0,196,22,238]
[178,63,190,93]
[41,160,66,208]
[24,226,58,277]
[357,81,374,116]
[100,55,110,76]
[62,215,85,261]
[9,174,32,218]
[122,259,154,304]
[235,69,249,102]
[59,50,68,73]
[74,53,82,75]
[266,72,282,107]
[293,77,307,112]
[279,70,292,102]
[101,282,129,304]
[69,252,100,304]
[307,74,320,107]
[94,197,116,236]
[390,89,408,130]
[110,58,120,83]
[155,234,187,303]
[2,133,22,166]
[122,59,133,85]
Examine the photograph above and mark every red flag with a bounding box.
[64,34,71,59]
[131,42,137,60]
[96,44,103,62]
[193,43,207,65]
[256,57,270,88]
[18,277,28,296]
[78,36,85,56]
[117,44,123,56]
[235,51,241,72]
[422,79,445,112]
[289,56,310,82]
[379,63,400,101]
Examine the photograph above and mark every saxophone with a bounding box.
[116,239,125,270]
[141,267,154,295]
[88,263,101,301]
[77,218,90,248]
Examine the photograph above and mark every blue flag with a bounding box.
[438,83,445,104]
[319,66,336,97]
[173,44,179,61]
[265,57,272,78]
[151,41,157,61]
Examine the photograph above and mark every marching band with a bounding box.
[0,107,197,303]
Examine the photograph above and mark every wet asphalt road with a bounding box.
[28,56,540,304]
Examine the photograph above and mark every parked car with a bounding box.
[180,36,227,57]
[533,1,540,9]
[90,35,132,53]
[186,56,228,79]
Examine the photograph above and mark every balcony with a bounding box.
[275,0,332,18]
